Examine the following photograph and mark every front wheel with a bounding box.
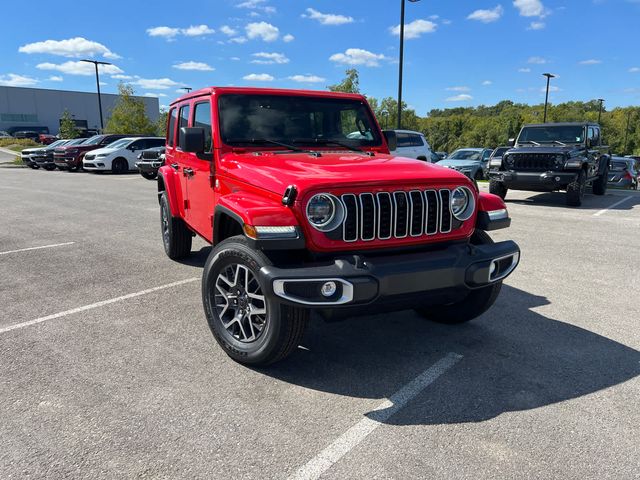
[489,179,507,199]
[112,158,128,174]
[592,167,608,196]
[566,169,586,206]
[414,230,502,325]
[141,171,157,180]
[202,235,309,366]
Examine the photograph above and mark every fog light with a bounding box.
[321,281,337,297]
[489,262,497,278]
[555,176,560,181]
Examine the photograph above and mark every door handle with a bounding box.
[170,163,179,170]
[183,167,194,177]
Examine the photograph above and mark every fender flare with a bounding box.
[157,165,183,217]
[476,192,511,231]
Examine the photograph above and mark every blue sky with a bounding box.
[1,0,639,115]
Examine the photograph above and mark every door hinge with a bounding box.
[184,199,190,210]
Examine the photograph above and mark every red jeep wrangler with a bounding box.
[158,87,520,365]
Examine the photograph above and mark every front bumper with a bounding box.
[83,160,108,170]
[136,161,162,173]
[54,156,79,169]
[489,170,577,190]
[259,240,520,313]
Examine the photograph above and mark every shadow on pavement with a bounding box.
[506,191,639,211]
[261,285,640,425]
[174,246,212,267]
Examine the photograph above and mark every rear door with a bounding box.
[184,100,215,240]
[175,104,191,215]
[125,139,147,168]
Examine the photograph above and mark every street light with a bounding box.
[81,59,112,131]
[542,73,555,123]
[397,0,421,129]
[180,87,193,93]
[597,98,605,124]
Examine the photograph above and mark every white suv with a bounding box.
[389,130,435,162]
[83,137,165,173]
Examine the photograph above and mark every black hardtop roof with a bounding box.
[522,122,600,128]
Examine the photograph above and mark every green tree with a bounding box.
[328,69,360,93]
[155,109,168,137]
[59,109,79,138]
[105,83,156,135]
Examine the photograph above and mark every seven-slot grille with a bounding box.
[341,189,454,242]
[510,153,556,171]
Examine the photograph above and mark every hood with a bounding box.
[89,146,119,155]
[21,148,42,154]
[219,150,471,195]
[438,159,481,168]
[511,145,579,154]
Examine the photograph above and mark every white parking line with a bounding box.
[0,277,199,335]
[0,242,75,256]
[289,352,463,480]
[593,196,633,217]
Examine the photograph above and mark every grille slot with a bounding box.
[511,153,555,171]
[340,189,455,242]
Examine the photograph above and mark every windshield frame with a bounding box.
[518,125,586,145]
[217,93,382,150]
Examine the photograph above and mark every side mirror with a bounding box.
[180,127,205,153]
[382,130,397,152]
[507,138,515,147]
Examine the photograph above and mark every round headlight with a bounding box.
[306,194,344,231]
[450,187,475,221]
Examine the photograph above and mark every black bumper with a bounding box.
[136,161,161,173]
[259,240,520,313]
[489,170,577,190]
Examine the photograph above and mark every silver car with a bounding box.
[608,157,639,190]
[438,148,493,180]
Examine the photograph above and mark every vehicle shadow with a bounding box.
[175,246,212,267]
[260,285,640,425]
[506,191,640,211]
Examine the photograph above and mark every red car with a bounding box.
[158,87,520,365]
[53,134,132,171]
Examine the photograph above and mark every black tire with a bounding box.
[29,164,39,170]
[141,171,157,180]
[474,169,484,181]
[160,192,192,259]
[112,157,128,174]
[566,169,586,206]
[489,179,507,199]
[414,230,502,325]
[43,165,56,171]
[592,167,608,196]
[202,235,309,366]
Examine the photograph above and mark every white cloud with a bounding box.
[133,78,180,89]
[182,25,215,36]
[629,67,640,73]
[513,0,547,17]
[482,80,493,85]
[302,8,354,26]
[467,5,504,23]
[579,59,602,65]
[0,73,39,87]
[48,75,63,82]
[251,52,289,64]
[518,67,531,72]
[220,25,238,36]
[243,73,275,82]
[283,34,295,42]
[237,0,276,14]
[173,61,215,71]
[36,61,123,76]
[143,92,167,97]
[111,74,134,80]
[329,48,386,67]
[540,85,561,93]
[230,37,248,44]
[446,86,471,92]
[146,26,181,39]
[230,57,241,61]
[18,37,120,59]
[446,94,473,102]
[390,19,437,39]
[288,74,326,83]
[246,22,279,42]
[528,56,547,64]
[528,21,545,30]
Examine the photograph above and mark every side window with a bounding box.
[593,128,600,146]
[193,102,213,153]
[178,105,190,149]
[130,139,145,150]
[167,108,177,146]
[483,149,492,160]
[396,133,411,148]
[149,138,165,148]
[408,134,422,147]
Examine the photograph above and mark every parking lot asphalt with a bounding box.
[1,168,639,479]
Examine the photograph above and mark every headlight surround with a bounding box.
[554,154,566,169]
[306,193,344,232]
[489,157,503,167]
[450,186,475,221]
[96,153,108,158]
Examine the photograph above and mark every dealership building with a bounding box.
[0,86,160,136]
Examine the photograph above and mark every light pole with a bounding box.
[624,109,632,155]
[542,73,555,123]
[180,87,193,93]
[597,98,605,124]
[397,0,421,129]
[81,59,112,131]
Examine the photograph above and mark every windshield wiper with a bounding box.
[226,138,311,153]
[551,140,567,146]
[518,140,541,146]
[293,138,364,152]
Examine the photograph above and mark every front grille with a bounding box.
[142,151,161,160]
[341,189,454,242]
[510,153,556,171]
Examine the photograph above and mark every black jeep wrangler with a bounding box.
[488,122,610,206]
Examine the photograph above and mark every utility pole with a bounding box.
[397,0,421,129]
[180,87,193,93]
[542,73,555,123]
[597,99,605,124]
[81,59,112,131]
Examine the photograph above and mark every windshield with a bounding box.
[518,125,584,144]
[218,94,382,148]
[65,139,86,146]
[105,139,131,149]
[449,150,482,160]
[48,140,66,148]
[82,135,105,146]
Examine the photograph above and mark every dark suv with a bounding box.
[53,134,133,171]
[488,122,610,206]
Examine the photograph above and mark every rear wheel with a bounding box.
[160,192,192,259]
[566,169,586,206]
[202,235,309,366]
[112,158,128,174]
[141,171,157,180]
[489,179,507,199]
[43,165,56,171]
[414,230,503,325]
[592,167,608,196]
